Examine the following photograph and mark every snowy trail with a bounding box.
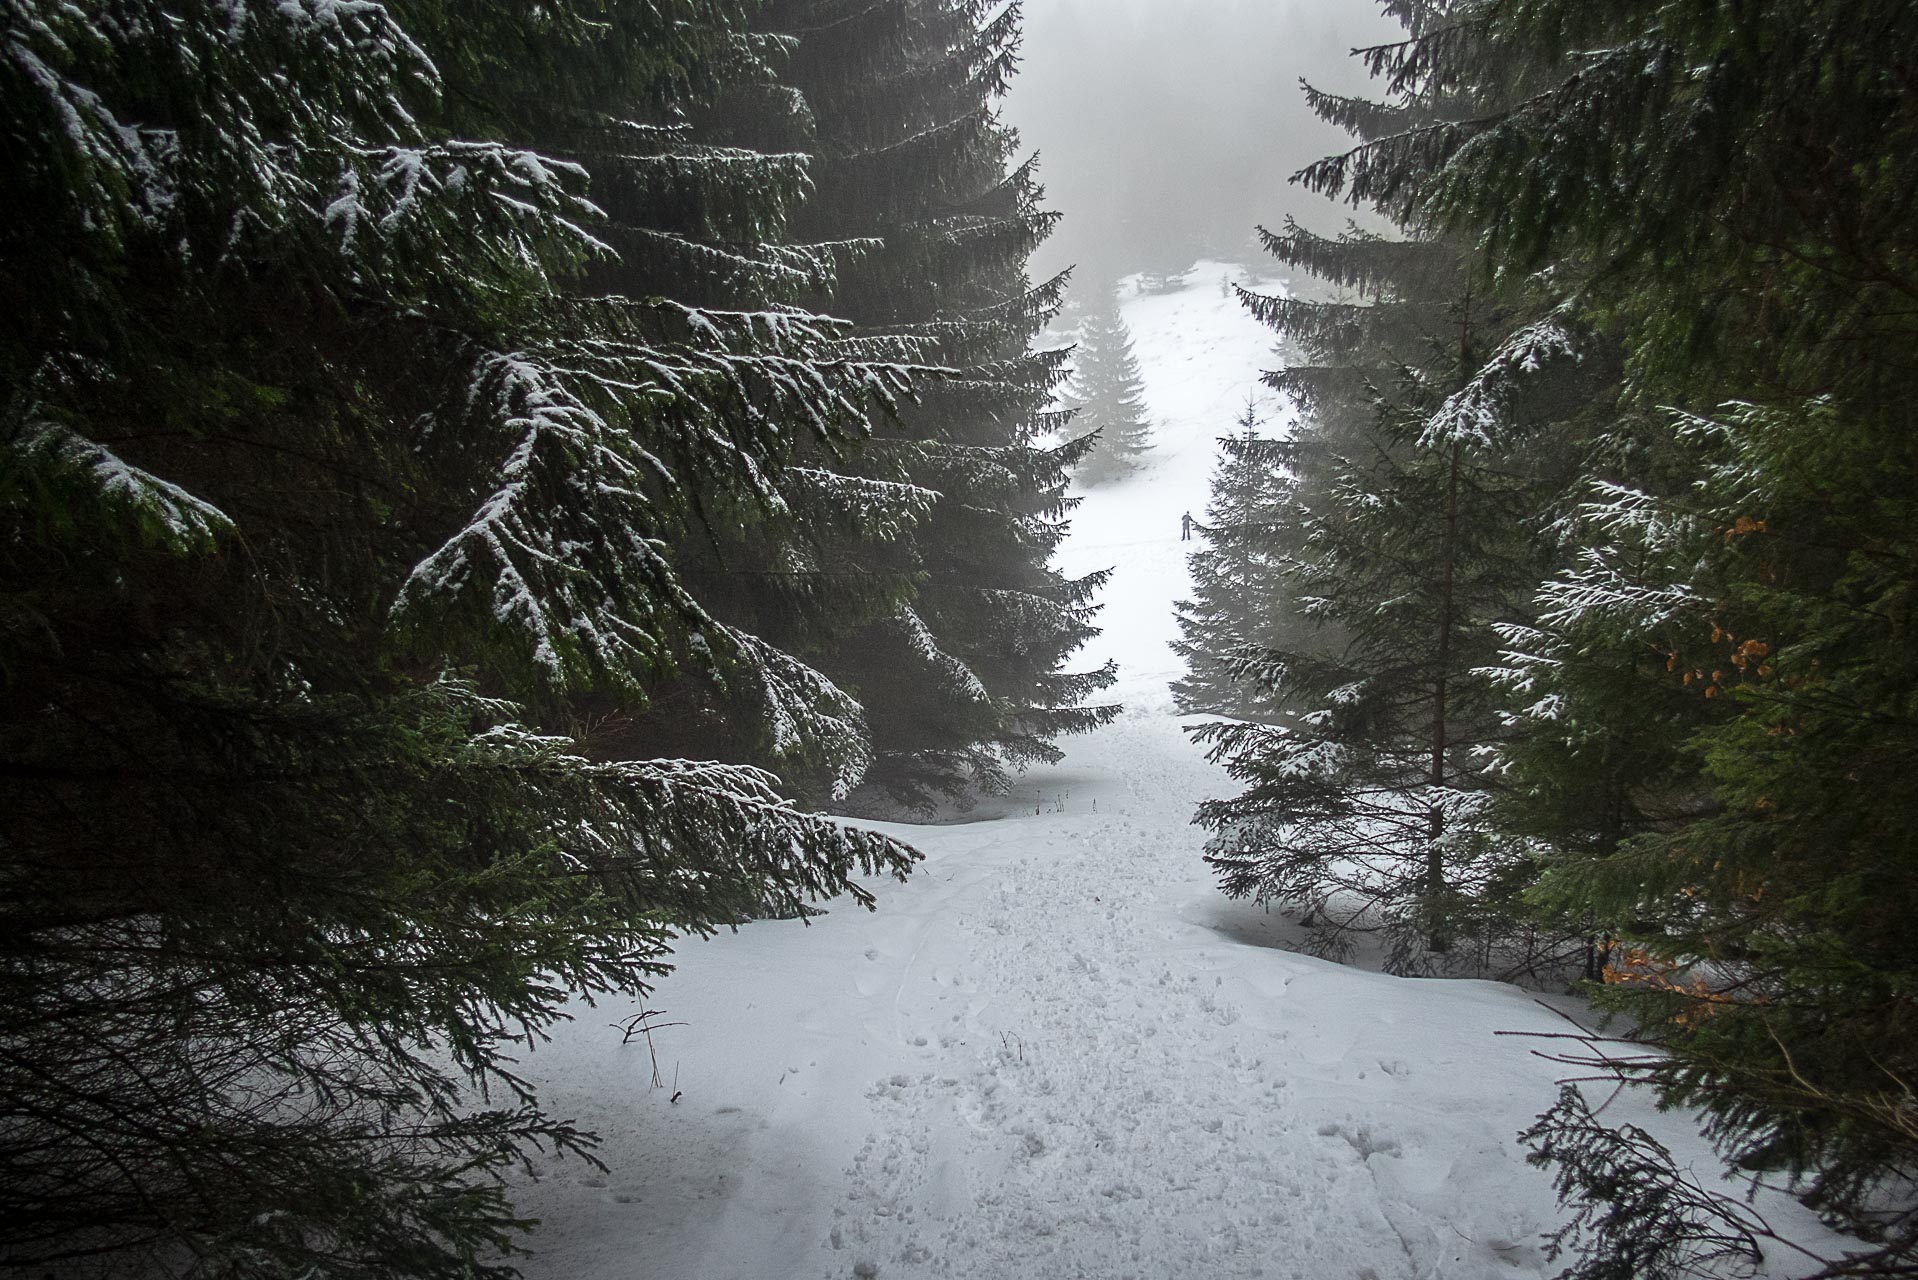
[513,266,1829,1280]
[516,720,1558,1280]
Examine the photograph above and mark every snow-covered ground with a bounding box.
[513,263,1832,1280]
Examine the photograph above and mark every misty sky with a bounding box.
[1003,0,1400,289]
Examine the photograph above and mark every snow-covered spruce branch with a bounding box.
[393,347,689,685]
[709,628,874,802]
[1570,480,1704,554]
[1419,315,1582,450]
[1535,546,1700,635]
[544,338,917,479]
[889,608,994,709]
[393,316,924,677]
[971,586,1101,637]
[1222,644,1293,695]
[574,299,931,366]
[1477,622,1565,696]
[783,468,940,543]
[618,228,860,302]
[392,339,899,777]
[4,416,233,551]
[461,722,919,917]
[324,142,609,280]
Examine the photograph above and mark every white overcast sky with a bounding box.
[1003,0,1401,285]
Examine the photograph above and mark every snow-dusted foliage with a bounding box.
[392,331,914,700]
[890,606,996,709]
[457,696,915,916]
[1536,546,1700,636]
[740,0,1116,812]
[714,628,875,801]
[782,467,940,542]
[0,0,950,1270]
[4,415,233,551]
[1418,316,1581,449]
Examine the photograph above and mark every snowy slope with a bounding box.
[1055,262,1290,708]
[511,264,1834,1280]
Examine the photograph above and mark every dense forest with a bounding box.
[1176,0,1918,1273]
[0,0,1113,1270]
[5,0,1916,1275]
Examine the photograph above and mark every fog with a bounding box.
[1004,0,1401,290]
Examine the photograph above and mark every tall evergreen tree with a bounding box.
[733,0,1120,811]
[1069,283,1156,485]
[1193,279,1582,969]
[1171,395,1294,717]
[0,1,927,1270]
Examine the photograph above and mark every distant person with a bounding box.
[1181,511,1193,541]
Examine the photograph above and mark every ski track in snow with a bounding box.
[512,264,1833,1280]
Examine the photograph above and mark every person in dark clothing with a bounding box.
[1181,511,1193,541]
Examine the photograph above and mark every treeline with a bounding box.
[1178,0,1918,1273]
[0,0,1109,1272]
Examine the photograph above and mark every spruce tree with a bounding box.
[735,0,1120,811]
[1069,283,1156,485]
[1192,290,1580,969]
[0,2,925,1271]
[1171,395,1295,717]
[1186,4,1594,971]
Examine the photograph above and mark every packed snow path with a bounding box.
[514,267,1827,1280]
